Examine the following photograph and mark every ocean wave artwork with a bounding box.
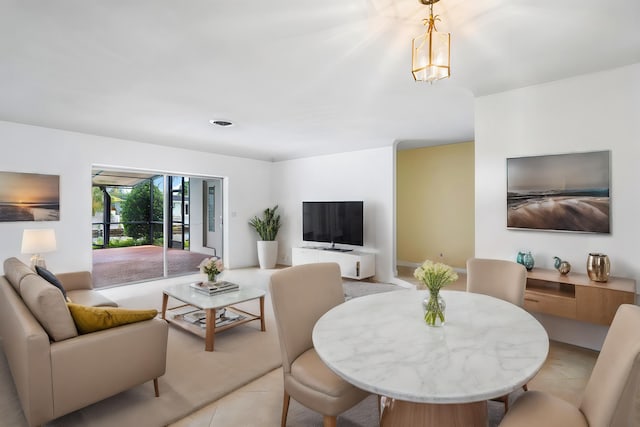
[506,151,610,233]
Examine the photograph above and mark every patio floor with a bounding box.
[92,245,210,288]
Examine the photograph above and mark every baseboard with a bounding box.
[396,260,420,268]
[397,260,466,275]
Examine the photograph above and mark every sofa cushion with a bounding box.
[65,289,118,307]
[66,303,158,334]
[35,265,68,300]
[20,274,79,341]
[3,257,36,292]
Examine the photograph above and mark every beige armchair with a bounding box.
[0,257,168,427]
[269,263,370,427]
[467,257,528,411]
[500,303,640,427]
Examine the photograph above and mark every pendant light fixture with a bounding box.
[412,0,450,82]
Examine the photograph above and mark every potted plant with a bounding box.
[248,205,281,269]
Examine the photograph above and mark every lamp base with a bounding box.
[30,254,46,270]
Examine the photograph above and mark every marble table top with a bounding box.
[312,289,549,404]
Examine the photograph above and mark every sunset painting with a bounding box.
[0,172,60,222]
[507,151,610,233]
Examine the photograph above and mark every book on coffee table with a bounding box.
[188,310,245,328]
[189,281,239,295]
[183,310,206,323]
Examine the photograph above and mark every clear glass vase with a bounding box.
[207,273,217,283]
[423,291,446,327]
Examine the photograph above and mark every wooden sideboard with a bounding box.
[524,268,636,326]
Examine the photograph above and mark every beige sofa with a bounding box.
[0,257,169,427]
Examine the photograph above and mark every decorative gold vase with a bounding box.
[587,253,610,282]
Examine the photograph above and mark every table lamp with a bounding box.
[21,229,57,269]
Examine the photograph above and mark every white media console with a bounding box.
[291,247,375,280]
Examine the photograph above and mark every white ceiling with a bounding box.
[1,0,639,161]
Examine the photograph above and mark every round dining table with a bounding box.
[312,289,549,426]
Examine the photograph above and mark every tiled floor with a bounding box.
[165,267,598,427]
[169,340,597,427]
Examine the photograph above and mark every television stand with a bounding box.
[322,247,353,252]
[292,247,375,280]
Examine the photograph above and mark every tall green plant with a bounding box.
[120,181,163,242]
[248,205,281,241]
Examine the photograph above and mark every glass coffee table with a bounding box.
[161,283,266,351]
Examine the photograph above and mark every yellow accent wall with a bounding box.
[397,142,475,269]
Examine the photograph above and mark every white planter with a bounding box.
[257,240,278,269]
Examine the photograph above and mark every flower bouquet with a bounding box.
[414,260,458,326]
[198,256,224,282]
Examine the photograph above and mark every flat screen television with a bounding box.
[302,201,364,248]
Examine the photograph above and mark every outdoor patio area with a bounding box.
[92,245,210,288]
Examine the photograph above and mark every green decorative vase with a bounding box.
[523,252,535,271]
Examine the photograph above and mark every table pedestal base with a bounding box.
[380,398,488,427]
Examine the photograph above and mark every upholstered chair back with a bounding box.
[466,258,527,307]
[579,304,640,426]
[269,263,345,374]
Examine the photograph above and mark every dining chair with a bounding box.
[466,257,528,412]
[500,303,640,427]
[466,257,527,307]
[269,262,370,427]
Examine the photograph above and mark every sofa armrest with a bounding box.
[56,271,93,291]
[49,318,168,418]
[0,278,54,427]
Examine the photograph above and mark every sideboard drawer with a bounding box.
[524,290,577,319]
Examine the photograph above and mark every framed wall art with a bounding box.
[507,151,610,233]
[0,171,60,222]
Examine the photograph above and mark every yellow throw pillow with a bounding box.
[67,303,158,334]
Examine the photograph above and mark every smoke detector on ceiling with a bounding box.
[209,119,234,127]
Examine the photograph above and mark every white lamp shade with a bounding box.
[21,229,57,254]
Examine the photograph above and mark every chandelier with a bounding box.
[412,0,450,82]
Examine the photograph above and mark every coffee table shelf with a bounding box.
[161,284,266,351]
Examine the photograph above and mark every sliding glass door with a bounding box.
[203,178,223,256]
[92,168,223,288]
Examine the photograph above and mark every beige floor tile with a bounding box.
[170,405,217,427]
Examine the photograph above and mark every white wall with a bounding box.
[0,121,272,274]
[475,63,640,350]
[272,147,396,283]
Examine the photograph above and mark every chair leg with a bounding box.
[323,415,337,427]
[281,390,290,427]
[492,394,509,412]
[153,378,160,397]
